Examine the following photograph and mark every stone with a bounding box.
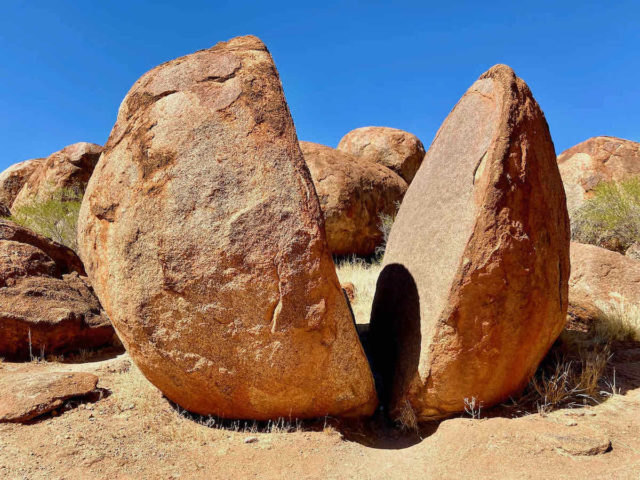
[557,136,640,213]
[0,158,44,211]
[77,35,376,420]
[300,141,407,256]
[625,242,640,260]
[0,219,113,359]
[0,372,98,422]
[569,241,640,322]
[337,126,426,183]
[341,282,356,303]
[369,65,570,421]
[11,143,102,212]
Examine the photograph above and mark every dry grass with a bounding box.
[335,257,382,325]
[593,293,640,342]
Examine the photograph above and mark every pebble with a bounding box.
[244,436,258,444]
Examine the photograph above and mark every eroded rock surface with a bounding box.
[77,36,376,420]
[0,158,44,211]
[337,127,425,183]
[0,219,113,359]
[301,141,407,256]
[369,65,570,421]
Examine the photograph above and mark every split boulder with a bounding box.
[77,36,376,420]
[369,65,570,421]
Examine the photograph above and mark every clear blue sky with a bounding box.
[1,1,638,171]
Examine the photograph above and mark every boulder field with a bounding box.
[0,219,113,359]
[77,35,377,420]
[369,64,570,421]
[337,126,425,184]
[557,136,640,213]
[301,141,407,256]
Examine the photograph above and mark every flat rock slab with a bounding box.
[0,372,98,423]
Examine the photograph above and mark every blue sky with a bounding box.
[0,1,638,170]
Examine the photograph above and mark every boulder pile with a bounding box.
[77,35,377,419]
[301,141,407,256]
[0,219,113,359]
[369,64,570,421]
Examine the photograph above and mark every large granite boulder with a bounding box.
[0,220,113,359]
[369,65,570,422]
[77,36,377,420]
[0,158,45,212]
[557,136,640,213]
[301,141,407,256]
[337,126,425,183]
[569,241,640,322]
[10,142,102,212]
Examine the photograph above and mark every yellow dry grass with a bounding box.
[335,257,382,325]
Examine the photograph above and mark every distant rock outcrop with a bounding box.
[569,241,640,322]
[557,136,640,212]
[10,142,102,211]
[369,65,570,422]
[301,141,407,256]
[0,219,113,359]
[0,158,45,212]
[77,36,377,420]
[337,127,425,183]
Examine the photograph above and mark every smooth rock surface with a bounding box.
[0,219,113,359]
[337,127,425,183]
[301,141,407,256]
[11,143,102,211]
[77,36,376,419]
[369,65,570,421]
[569,241,640,322]
[0,372,98,423]
[557,136,640,213]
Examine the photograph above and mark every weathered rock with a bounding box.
[0,372,98,422]
[341,282,356,303]
[625,242,640,261]
[369,65,570,421]
[0,203,10,218]
[301,141,407,256]
[0,158,45,211]
[0,219,113,360]
[337,127,426,183]
[557,136,640,213]
[11,143,102,211]
[77,36,377,420]
[569,242,640,322]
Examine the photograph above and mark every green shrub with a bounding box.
[9,188,83,251]
[571,177,640,253]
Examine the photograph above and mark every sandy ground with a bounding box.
[1,343,640,480]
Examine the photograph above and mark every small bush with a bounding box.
[571,177,640,253]
[9,188,83,251]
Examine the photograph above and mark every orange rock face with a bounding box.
[0,220,113,360]
[301,141,407,256]
[337,127,425,183]
[557,136,640,212]
[369,65,570,421]
[0,158,44,211]
[569,242,640,322]
[11,142,102,211]
[77,36,377,420]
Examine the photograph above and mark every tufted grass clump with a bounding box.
[593,293,640,343]
[9,187,83,251]
[571,177,640,253]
